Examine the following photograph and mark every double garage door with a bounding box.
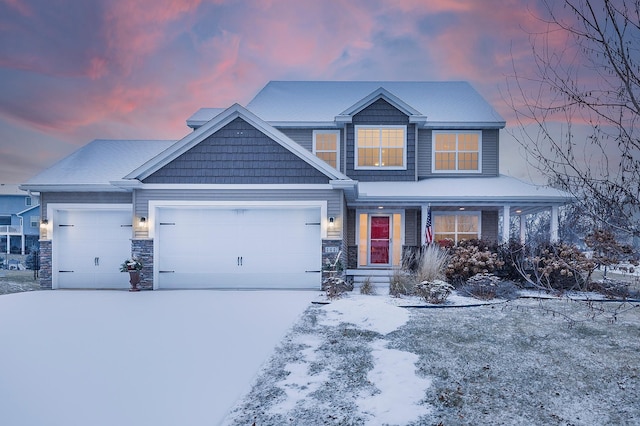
[155,207,321,289]
[53,206,322,289]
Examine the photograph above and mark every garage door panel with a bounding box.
[55,209,132,289]
[156,207,321,289]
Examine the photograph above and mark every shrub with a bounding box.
[460,273,500,300]
[445,240,504,285]
[415,279,454,304]
[359,277,376,295]
[389,268,413,297]
[587,278,631,299]
[323,276,351,299]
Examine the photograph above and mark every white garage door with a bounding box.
[54,209,132,289]
[156,207,321,289]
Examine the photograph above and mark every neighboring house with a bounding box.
[21,81,571,290]
[0,183,40,257]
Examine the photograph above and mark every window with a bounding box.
[433,131,481,173]
[355,126,406,169]
[0,216,10,226]
[313,130,340,169]
[433,212,480,243]
[30,216,39,228]
[25,197,32,206]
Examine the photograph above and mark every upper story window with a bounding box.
[25,197,32,206]
[355,126,406,169]
[313,130,340,169]
[432,131,481,173]
[30,216,39,228]
[0,216,10,226]
[433,212,480,244]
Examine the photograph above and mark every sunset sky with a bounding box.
[0,0,580,184]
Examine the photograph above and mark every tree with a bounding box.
[506,0,640,240]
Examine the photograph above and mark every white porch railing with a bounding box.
[0,225,22,234]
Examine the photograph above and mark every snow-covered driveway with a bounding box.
[0,290,317,426]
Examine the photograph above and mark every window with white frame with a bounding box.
[433,212,480,243]
[355,126,406,169]
[30,216,39,228]
[433,131,481,173]
[313,130,340,169]
[25,197,32,206]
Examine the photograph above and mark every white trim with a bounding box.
[354,125,407,170]
[431,130,482,174]
[356,209,405,267]
[124,183,336,191]
[47,203,132,290]
[339,88,423,117]
[312,130,340,170]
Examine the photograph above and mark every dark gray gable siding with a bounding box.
[143,118,330,184]
[346,99,416,182]
[417,128,499,178]
[278,128,313,151]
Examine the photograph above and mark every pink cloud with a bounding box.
[1,0,32,16]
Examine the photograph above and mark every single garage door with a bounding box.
[156,207,321,289]
[54,209,132,289]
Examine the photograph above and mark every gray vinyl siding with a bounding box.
[40,192,132,220]
[404,209,419,246]
[278,128,313,151]
[134,188,343,240]
[346,99,416,182]
[481,210,499,243]
[144,118,329,184]
[417,128,499,178]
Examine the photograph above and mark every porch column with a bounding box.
[502,205,510,244]
[420,205,428,245]
[519,214,526,244]
[550,205,559,242]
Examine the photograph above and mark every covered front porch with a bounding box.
[344,175,573,282]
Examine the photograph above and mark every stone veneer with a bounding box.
[131,239,153,290]
[321,239,345,281]
[39,240,52,289]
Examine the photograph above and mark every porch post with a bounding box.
[420,204,428,245]
[519,214,526,244]
[550,205,559,242]
[502,205,510,244]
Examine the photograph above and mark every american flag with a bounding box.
[425,205,433,244]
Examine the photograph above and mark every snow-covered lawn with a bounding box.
[0,290,316,426]
[224,291,640,425]
[2,288,639,425]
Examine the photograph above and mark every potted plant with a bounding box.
[120,257,143,292]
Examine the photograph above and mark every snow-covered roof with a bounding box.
[185,81,504,129]
[356,175,572,209]
[246,81,505,127]
[186,108,226,129]
[21,140,176,192]
[0,183,26,195]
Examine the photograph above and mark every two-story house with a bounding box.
[0,184,40,257]
[21,81,571,290]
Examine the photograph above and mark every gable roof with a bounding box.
[20,140,176,192]
[126,103,351,182]
[246,81,505,128]
[185,81,506,129]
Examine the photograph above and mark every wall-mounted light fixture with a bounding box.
[139,217,147,227]
[40,219,48,227]
[328,217,335,226]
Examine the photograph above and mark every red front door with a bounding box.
[370,216,390,264]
